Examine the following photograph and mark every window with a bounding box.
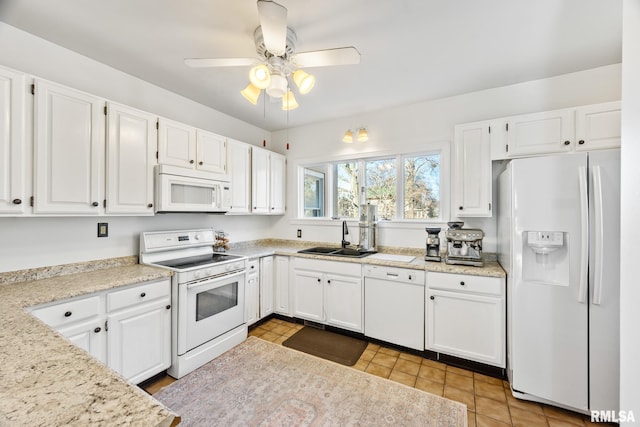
[298,146,447,222]
[303,168,325,217]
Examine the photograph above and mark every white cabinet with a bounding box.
[157,118,227,175]
[574,101,621,151]
[453,121,492,217]
[226,138,252,214]
[274,255,291,316]
[251,146,286,215]
[245,259,260,326]
[28,279,172,384]
[426,272,505,367]
[259,256,274,318]
[33,79,105,214]
[293,258,362,332]
[505,109,574,157]
[105,102,156,215]
[0,65,28,214]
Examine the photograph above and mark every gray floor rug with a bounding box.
[154,337,467,426]
[282,326,368,366]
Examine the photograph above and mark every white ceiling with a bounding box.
[0,0,622,131]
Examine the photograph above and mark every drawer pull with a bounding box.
[317,278,321,283]
[12,198,22,205]
[147,203,153,208]
[327,280,331,284]
[578,140,585,145]
[166,304,171,310]
[91,202,99,207]
[460,281,465,286]
[140,292,146,298]
[94,327,101,333]
[64,311,72,317]
[564,140,571,146]
[430,296,435,300]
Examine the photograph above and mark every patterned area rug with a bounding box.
[154,337,467,426]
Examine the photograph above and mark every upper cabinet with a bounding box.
[250,146,286,215]
[453,121,492,217]
[105,102,157,215]
[0,65,27,214]
[269,152,286,215]
[226,138,252,214]
[574,101,621,151]
[505,109,574,157]
[157,118,227,175]
[33,79,105,214]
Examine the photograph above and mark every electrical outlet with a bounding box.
[97,222,108,238]
[297,229,302,238]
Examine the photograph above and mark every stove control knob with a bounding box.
[194,270,202,279]
[206,269,213,276]
[194,234,200,240]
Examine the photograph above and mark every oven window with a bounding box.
[195,281,238,321]
[171,183,215,205]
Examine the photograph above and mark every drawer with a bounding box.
[31,295,102,328]
[247,259,259,274]
[107,279,171,312]
[427,272,503,296]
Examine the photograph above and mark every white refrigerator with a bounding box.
[497,149,620,413]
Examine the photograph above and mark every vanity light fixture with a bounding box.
[342,130,354,143]
[342,127,368,143]
[356,128,369,142]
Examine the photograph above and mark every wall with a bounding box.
[271,64,622,252]
[0,22,278,273]
[620,0,640,423]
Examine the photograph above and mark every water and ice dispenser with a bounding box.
[522,231,570,286]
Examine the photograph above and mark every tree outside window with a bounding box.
[365,158,396,220]
[335,161,359,218]
[403,154,440,219]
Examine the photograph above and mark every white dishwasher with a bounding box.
[363,265,425,350]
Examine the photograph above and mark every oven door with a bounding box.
[178,270,245,355]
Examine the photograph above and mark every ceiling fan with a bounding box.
[184,0,360,110]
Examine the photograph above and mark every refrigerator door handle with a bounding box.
[592,165,604,306]
[578,166,589,304]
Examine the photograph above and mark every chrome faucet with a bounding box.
[341,221,350,248]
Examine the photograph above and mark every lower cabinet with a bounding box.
[273,255,291,316]
[245,259,260,326]
[426,272,505,368]
[29,278,172,383]
[259,256,274,318]
[292,258,362,332]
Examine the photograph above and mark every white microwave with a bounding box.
[155,165,231,213]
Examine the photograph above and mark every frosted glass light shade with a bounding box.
[282,90,299,110]
[342,130,354,143]
[293,69,315,94]
[357,128,369,142]
[248,64,271,89]
[266,73,287,98]
[240,83,261,105]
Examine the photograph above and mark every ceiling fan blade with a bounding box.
[184,58,259,68]
[257,0,288,56]
[291,47,361,68]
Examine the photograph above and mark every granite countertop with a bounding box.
[0,259,179,427]
[229,239,506,278]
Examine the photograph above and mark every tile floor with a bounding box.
[143,318,611,427]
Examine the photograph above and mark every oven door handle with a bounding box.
[186,270,246,290]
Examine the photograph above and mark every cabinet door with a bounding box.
[325,274,362,332]
[269,152,286,214]
[251,147,270,214]
[506,109,574,157]
[58,317,106,364]
[292,269,323,322]
[274,255,291,316]
[33,79,105,214]
[259,256,274,318]
[196,129,227,174]
[107,301,171,384]
[0,66,27,214]
[106,102,156,215]
[226,139,251,214]
[245,271,259,326]
[157,117,196,168]
[453,122,492,217]
[575,101,621,151]
[427,289,505,367]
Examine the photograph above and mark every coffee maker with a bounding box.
[444,222,484,267]
[358,203,377,252]
[425,228,442,262]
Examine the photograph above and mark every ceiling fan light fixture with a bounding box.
[357,128,369,142]
[249,64,271,89]
[240,83,261,105]
[293,69,315,94]
[282,89,299,110]
[266,73,288,98]
[342,130,354,143]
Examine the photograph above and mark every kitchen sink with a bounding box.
[297,246,374,258]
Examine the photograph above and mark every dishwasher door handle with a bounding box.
[386,272,399,278]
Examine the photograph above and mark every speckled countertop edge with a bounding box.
[0,262,179,427]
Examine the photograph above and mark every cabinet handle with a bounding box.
[91,202,99,207]
[327,280,331,284]
[64,311,72,317]
[563,140,571,146]
[459,206,463,210]
[409,275,412,280]
[198,161,203,165]
[317,278,321,283]
[578,140,585,145]
[147,203,153,208]
[166,304,171,310]
[251,265,255,269]
[140,292,146,298]
[430,296,435,300]
[94,327,101,333]
[460,281,465,286]
[12,199,22,205]
[271,207,275,210]
[189,159,195,164]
